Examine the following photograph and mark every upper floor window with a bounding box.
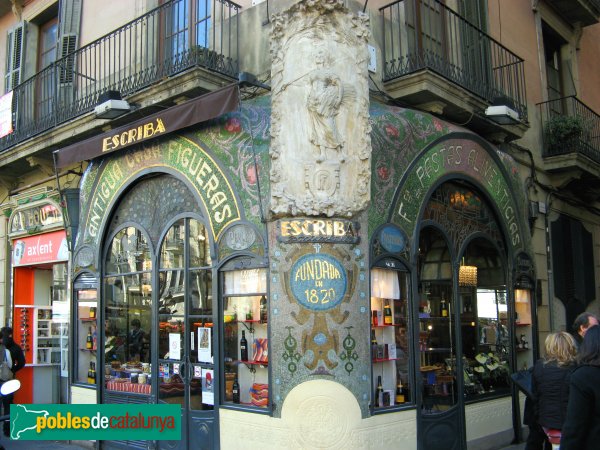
[542,22,569,102]
[39,18,58,71]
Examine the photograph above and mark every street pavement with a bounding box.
[0,439,91,449]
[0,439,528,449]
[0,441,528,450]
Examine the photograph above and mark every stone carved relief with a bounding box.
[270,0,371,217]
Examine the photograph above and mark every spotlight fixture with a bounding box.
[484,105,520,125]
[94,90,131,119]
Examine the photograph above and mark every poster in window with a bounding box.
[169,333,181,360]
[202,368,214,405]
[197,327,212,363]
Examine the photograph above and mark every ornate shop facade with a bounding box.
[52,2,537,450]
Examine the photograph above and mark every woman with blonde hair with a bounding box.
[529,331,577,450]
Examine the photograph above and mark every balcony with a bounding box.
[380,0,527,142]
[539,96,600,201]
[0,0,240,155]
[545,0,600,27]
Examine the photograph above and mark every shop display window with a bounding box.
[514,287,534,370]
[75,285,98,384]
[221,267,269,408]
[157,218,213,410]
[418,281,457,413]
[52,264,69,376]
[460,287,511,400]
[103,227,152,395]
[370,265,412,410]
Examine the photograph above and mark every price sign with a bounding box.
[290,253,347,311]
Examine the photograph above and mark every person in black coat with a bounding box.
[0,326,25,437]
[530,331,577,450]
[561,324,600,450]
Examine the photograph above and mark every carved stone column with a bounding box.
[270,0,371,218]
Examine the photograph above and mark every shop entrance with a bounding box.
[416,182,513,450]
[100,175,217,450]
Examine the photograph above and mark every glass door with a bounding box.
[157,218,214,450]
[417,226,462,450]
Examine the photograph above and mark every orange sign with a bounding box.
[12,230,69,266]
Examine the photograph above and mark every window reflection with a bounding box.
[189,219,211,267]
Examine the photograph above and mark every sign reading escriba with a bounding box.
[277,218,359,244]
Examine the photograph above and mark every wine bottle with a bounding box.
[232,377,240,404]
[383,300,393,325]
[259,295,267,323]
[440,296,448,318]
[375,375,383,407]
[371,329,378,361]
[372,310,378,327]
[240,330,248,361]
[396,378,405,404]
[87,361,95,384]
[86,327,93,349]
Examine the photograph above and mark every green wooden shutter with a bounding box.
[5,22,26,92]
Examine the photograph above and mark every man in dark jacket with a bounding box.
[572,312,599,347]
[0,326,25,437]
[561,325,600,450]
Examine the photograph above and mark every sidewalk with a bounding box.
[0,439,90,449]
[0,438,529,450]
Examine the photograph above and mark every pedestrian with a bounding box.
[561,324,600,450]
[571,311,599,347]
[529,331,577,450]
[128,318,146,362]
[0,326,25,437]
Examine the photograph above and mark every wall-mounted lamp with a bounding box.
[485,104,520,125]
[94,90,131,119]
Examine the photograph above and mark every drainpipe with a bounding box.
[2,214,9,327]
[545,191,555,331]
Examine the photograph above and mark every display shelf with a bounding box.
[26,306,62,366]
[75,287,98,385]
[373,357,400,363]
[370,267,411,410]
[222,290,268,407]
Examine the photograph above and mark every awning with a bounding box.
[54,83,240,168]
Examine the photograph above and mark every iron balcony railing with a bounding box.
[380,0,527,122]
[539,96,600,164]
[0,0,240,153]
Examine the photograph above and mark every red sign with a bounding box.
[0,91,13,138]
[12,230,69,266]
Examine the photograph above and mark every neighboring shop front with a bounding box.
[6,194,70,405]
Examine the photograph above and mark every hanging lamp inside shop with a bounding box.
[459,258,477,287]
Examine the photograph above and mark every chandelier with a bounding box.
[459,263,477,287]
